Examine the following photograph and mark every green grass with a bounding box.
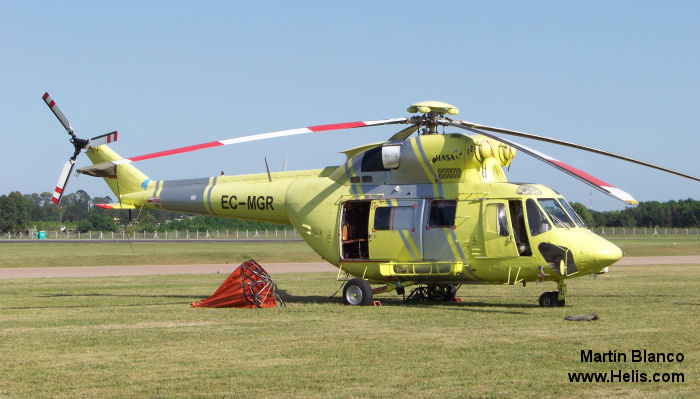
[1,265,698,398]
[0,237,698,268]
[0,241,322,268]
[609,237,700,257]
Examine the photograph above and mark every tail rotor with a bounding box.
[42,92,118,204]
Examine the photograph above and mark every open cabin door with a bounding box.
[368,199,423,261]
[482,200,519,258]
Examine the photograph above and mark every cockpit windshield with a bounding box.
[537,198,575,228]
[557,198,586,228]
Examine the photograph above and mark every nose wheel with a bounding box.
[539,280,567,307]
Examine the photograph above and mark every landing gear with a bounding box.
[539,291,559,307]
[343,278,373,306]
[538,280,567,307]
[405,284,458,303]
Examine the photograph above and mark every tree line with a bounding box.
[0,191,290,234]
[1,191,698,234]
[570,199,699,228]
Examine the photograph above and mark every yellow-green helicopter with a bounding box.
[43,93,699,306]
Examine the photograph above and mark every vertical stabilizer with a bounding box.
[85,145,150,196]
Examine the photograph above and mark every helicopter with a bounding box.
[42,93,699,307]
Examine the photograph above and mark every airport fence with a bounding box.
[2,227,699,241]
[2,228,300,241]
[590,227,699,238]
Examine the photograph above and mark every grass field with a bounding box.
[1,265,698,398]
[0,237,698,397]
[0,241,322,268]
[608,237,700,257]
[0,237,698,268]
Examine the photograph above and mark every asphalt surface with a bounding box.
[0,257,698,279]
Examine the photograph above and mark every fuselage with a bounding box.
[113,132,622,286]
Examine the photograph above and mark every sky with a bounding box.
[1,1,698,210]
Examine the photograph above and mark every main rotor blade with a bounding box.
[108,117,408,166]
[52,159,76,205]
[388,124,419,141]
[448,122,638,205]
[453,119,699,182]
[42,92,73,134]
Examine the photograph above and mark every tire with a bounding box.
[343,278,373,306]
[538,291,558,307]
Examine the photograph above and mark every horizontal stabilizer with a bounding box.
[94,203,136,210]
[78,162,118,177]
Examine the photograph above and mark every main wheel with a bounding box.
[539,291,559,307]
[343,278,373,306]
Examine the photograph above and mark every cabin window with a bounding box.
[526,199,551,236]
[557,199,586,228]
[537,198,575,228]
[373,206,415,230]
[428,200,457,228]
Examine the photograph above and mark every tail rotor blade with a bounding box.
[88,131,119,147]
[51,159,76,205]
[42,92,73,134]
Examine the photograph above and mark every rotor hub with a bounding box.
[407,101,459,135]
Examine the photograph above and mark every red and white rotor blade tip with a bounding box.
[480,130,637,204]
[88,131,118,147]
[111,118,407,165]
[42,92,73,133]
[51,159,76,205]
[513,140,637,204]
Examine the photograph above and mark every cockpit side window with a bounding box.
[485,203,510,237]
[557,199,586,228]
[526,199,551,236]
[537,198,575,228]
[496,203,509,237]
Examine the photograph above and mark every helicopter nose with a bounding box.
[593,238,622,270]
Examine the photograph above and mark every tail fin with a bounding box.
[85,145,151,197]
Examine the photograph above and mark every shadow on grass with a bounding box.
[277,289,530,315]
